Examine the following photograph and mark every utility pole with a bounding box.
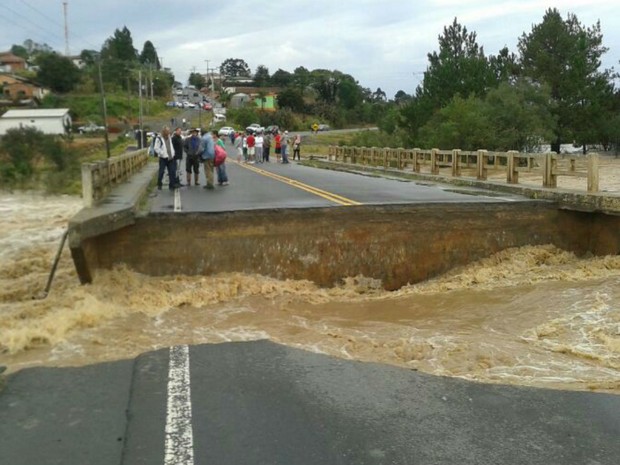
[149,62,154,100]
[138,69,144,144]
[63,1,69,56]
[97,59,111,158]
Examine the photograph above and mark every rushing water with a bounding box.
[1,192,619,393]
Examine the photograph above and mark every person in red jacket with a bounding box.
[246,132,256,164]
[274,132,282,163]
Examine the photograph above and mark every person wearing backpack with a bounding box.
[153,127,180,190]
[213,131,229,186]
[183,128,203,186]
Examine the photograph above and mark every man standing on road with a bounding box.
[154,126,179,190]
[263,131,271,162]
[171,127,184,186]
[281,130,290,164]
[183,128,203,186]
[201,129,216,190]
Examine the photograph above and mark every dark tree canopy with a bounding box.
[101,26,137,62]
[254,65,270,87]
[36,52,81,93]
[518,8,614,151]
[139,40,160,69]
[220,58,251,78]
[188,72,206,89]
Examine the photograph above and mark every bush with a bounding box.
[0,127,80,193]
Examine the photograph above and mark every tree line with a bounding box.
[9,26,174,98]
[7,8,620,152]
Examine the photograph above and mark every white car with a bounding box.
[218,126,236,137]
[78,122,105,134]
[245,123,264,134]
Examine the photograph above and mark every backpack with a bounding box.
[148,135,160,157]
[214,144,227,167]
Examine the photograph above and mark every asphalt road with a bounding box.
[150,144,525,213]
[2,341,619,465]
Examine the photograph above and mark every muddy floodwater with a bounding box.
[1,192,619,393]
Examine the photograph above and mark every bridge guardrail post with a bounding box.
[477,150,488,180]
[543,153,557,188]
[413,148,421,173]
[507,150,518,184]
[431,148,439,175]
[452,149,461,177]
[587,153,599,193]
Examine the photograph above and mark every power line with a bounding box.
[3,3,65,44]
[18,0,64,29]
[4,0,101,54]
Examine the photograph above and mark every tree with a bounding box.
[371,87,387,102]
[254,65,270,87]
[188,72,206,89]
[518,8,614,151]
[79,49,99,67]
[101,26,137,62]
[399,18,496,139]
[489,47,520,83]
[276,87,305,112]
[292,66,311,89]
[36,52,81,93]
[393,90,412,105]
[22,39,53,56]
[100,26,138,87]
[10,45,28,60]
[337,77,364,109]
[271,68,293,87]
[220,58,251,78]
[483,80,556,151]
[421,18,495,109]
[418,95,492,151]
[311,69,343,103]
[139,41,160,69]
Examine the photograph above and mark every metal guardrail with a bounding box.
[81,149,149,207]
[328,146,600,193]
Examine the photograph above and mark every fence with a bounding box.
[328,146,599,193]
[81,149,149,207]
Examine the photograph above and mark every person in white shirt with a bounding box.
[255,131,264,163]
[154,126,180,190]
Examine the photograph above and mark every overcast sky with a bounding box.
[1,0,619,98]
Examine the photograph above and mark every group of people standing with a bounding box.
[153,126,228,191]
[153,126,303,190]
[233,130,301,164]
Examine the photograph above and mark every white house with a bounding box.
[0,108,72,136]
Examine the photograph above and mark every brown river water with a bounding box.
[1,192,619,393]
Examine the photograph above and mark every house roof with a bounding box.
[0,52,26,64]
[1,109,70,119]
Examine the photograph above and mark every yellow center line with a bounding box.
[231,160,362,206]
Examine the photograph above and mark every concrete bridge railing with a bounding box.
[328,146,600,193]
[81,149,149,207]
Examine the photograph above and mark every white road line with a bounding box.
[174,188,182,212]
[164,345,194,465]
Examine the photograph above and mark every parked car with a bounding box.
[218,126,236,137]
[78,122,105,134]
[245,123,264,134]
[318,124,330,131]
[202,102,213,110]
[265,125,279,135]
